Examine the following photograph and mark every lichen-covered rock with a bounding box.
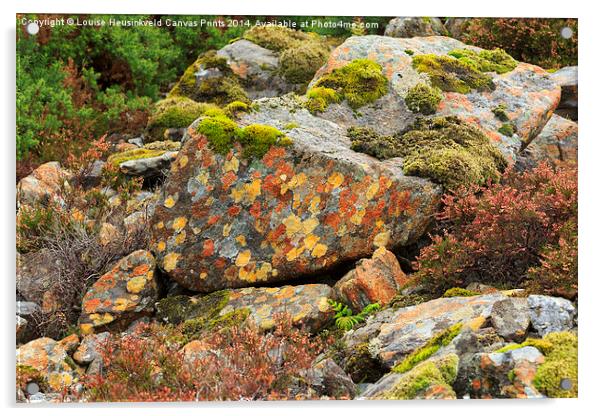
[305,358,357,398]
[118,150,178,178]
[73,332,110,375]
[550,66,577,120]
[150,95,441,292]
[342,293,507,368]
[527,295,576,336]
[79,250,159,334]
[157,284,334,333]
[465,347,545,399]
[16,337,82,393]
[17,161,71,207]
[385,17,447,38]
[361,354,458,400]
[334,247,409,312]
[519,114,577,167]
[217,39,293,99]
[310,36,561,161]
[490,297,530,342]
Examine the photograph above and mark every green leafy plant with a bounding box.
[328,299,380,331]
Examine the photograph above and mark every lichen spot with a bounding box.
[223,155,239,173]
[235,235,247,247]
[366,182,380,200]
[318,296,332,313]
[283,213,303,237]
[172,216,188,232]
[164,196,176,208]
[373,230,390,247]
[163,252,181,272]
[328,172,345,189]
[311,243,328,258]
[235,249,252,267]
[178,155,189,169]
[156,241,166,252]
[127,275,148,294]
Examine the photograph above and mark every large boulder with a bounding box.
[309,35,561,161]
[527,295,576,336]
[79,250,160,334]
[156,283,334,333]
[384,17,447,38]
[333,247,409,312]
[150,95,441,292]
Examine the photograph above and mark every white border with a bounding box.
[2,1,601,415]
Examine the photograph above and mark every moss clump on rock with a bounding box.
[306,59,388,112]
[492,103,510,121]
[181,307,250,341]
[498,122,517,137]
[243,26,311,52]
[107,148,167,167]
[448,48,518,74]
[169,50,250,106]
[442,287,480,298]
[533,331,578,398]
[196,115,292,159]
[146,96,208,140]
[155,290,231,325]
[143,140,181,151]
[225,100,251,118]
[404,83,443,115]
[381,354,459,399]
[393,323,463,374]
[348,127,405,160]
[412,54,495,94]
[279,42,331,84]
[344,342,386,383]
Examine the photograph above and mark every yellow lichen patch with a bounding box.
[231,179,262,204]
[113,297,131,312]
[293,304,313,322]
[164,196,176,208]
[327,172,345,188]
[309,196,321,215]
[172,216,188,232]
[196,170,210,185]
[199,272,208,280]
[80,323,94,335]
[283,213,303,237]
[373,230,390,247]
[223,223,232,237]
[223,156,240,173]
[318,296,332,313]
[254,262,273,281]
[304,233,320,250]
[302,217,319,234]
[156,241,166,252]
[89,313,114,327]
[366,182,380,200]
[163,252,181,272]
[235,249,252,267]
[126,275,147,294]
[350,208,366,225]
[175,231,187,245]
[47,372,74,391]
[235,235,247,247]
[467,316,487,331]
[238,267,256,283]
[155,221,164,230]
[286,245,305,261]
[311,243,328,258]
[178,155,189,169]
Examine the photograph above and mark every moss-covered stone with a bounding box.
[155,290,230,325]
[146,97,208,140]
[168,50,250,106]
[348,127,405,160]
[388,293,430,309]
[381,354,459,399]
[443,287,480,298]
[412,53,495,94]
[498,122,517,137]
[344,341,386,383]
[404,83,443,115]
[306,59,388,112]
[404,49,414,56]
[392,322,463,374]
[492,103,510,121]
[225,100,251,118]
[305,86,340,113]
[181,307,250,341]
[243,26,313,52]
[196,115,292,159]
[279,42,330,84]
[533,331,577,398]
[448,48,518,74]
[107,148,167,167]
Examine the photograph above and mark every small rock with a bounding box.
[491,297,530,342]
[128,137,144,147]
[79,250,160,334]
[334,247,409,311]
[16,315,28,343]
[16,301,41,316]
[528,295,576,336]
[17,161,71,207]
[305,358,357,398]
[119,151,178,178]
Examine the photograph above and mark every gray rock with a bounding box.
[16,250,59,306]
[385,17,447,38]
[306,358,357,398]
[490,297,530,342]
[73,332,110,365]
[128,137,144,147]
[119,151,178,178]
[16,301,41,316]
[528,295,576,336]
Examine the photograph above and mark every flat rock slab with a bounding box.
[311,35,561,161]
[150,95,441,292]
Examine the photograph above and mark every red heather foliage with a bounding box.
[83,316,332,402]
[415,162,577,295]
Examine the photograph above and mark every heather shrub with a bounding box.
[83,316,335,401]
[458,18,577,69]
[415,162,577,295]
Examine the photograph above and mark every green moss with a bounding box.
[388,293,430,309]
[306,59,388,112]
[498,123,517,137]
[507,369,516,383]
[243,26,312,52]
[443,287,480,297]
[283,122,299,130]
[238,124,293,159]
[448,48,518,74]
[305,86,340,113]
[348,127,405,160]
[168,50,250,106]
[107,148,167,167]
[381,354,459,399]
[196,115,291,159]
[405,49,415,56]
[393,323,463,374]
[155,290,230,326]
[181,307,250,341]
[412,53,495,94]
[146,97,207,140]
[404,83,443,115]
[533,331,578,398]
[279,42,330,84]
[492,104,509,121]
[196,115,240,155]
[225,100,250,118]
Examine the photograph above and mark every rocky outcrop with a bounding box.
[334,247,409,312]
[150,95,441,292]
[385,17,447,38]
[79,250,160,334]
[310,36,561,161]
